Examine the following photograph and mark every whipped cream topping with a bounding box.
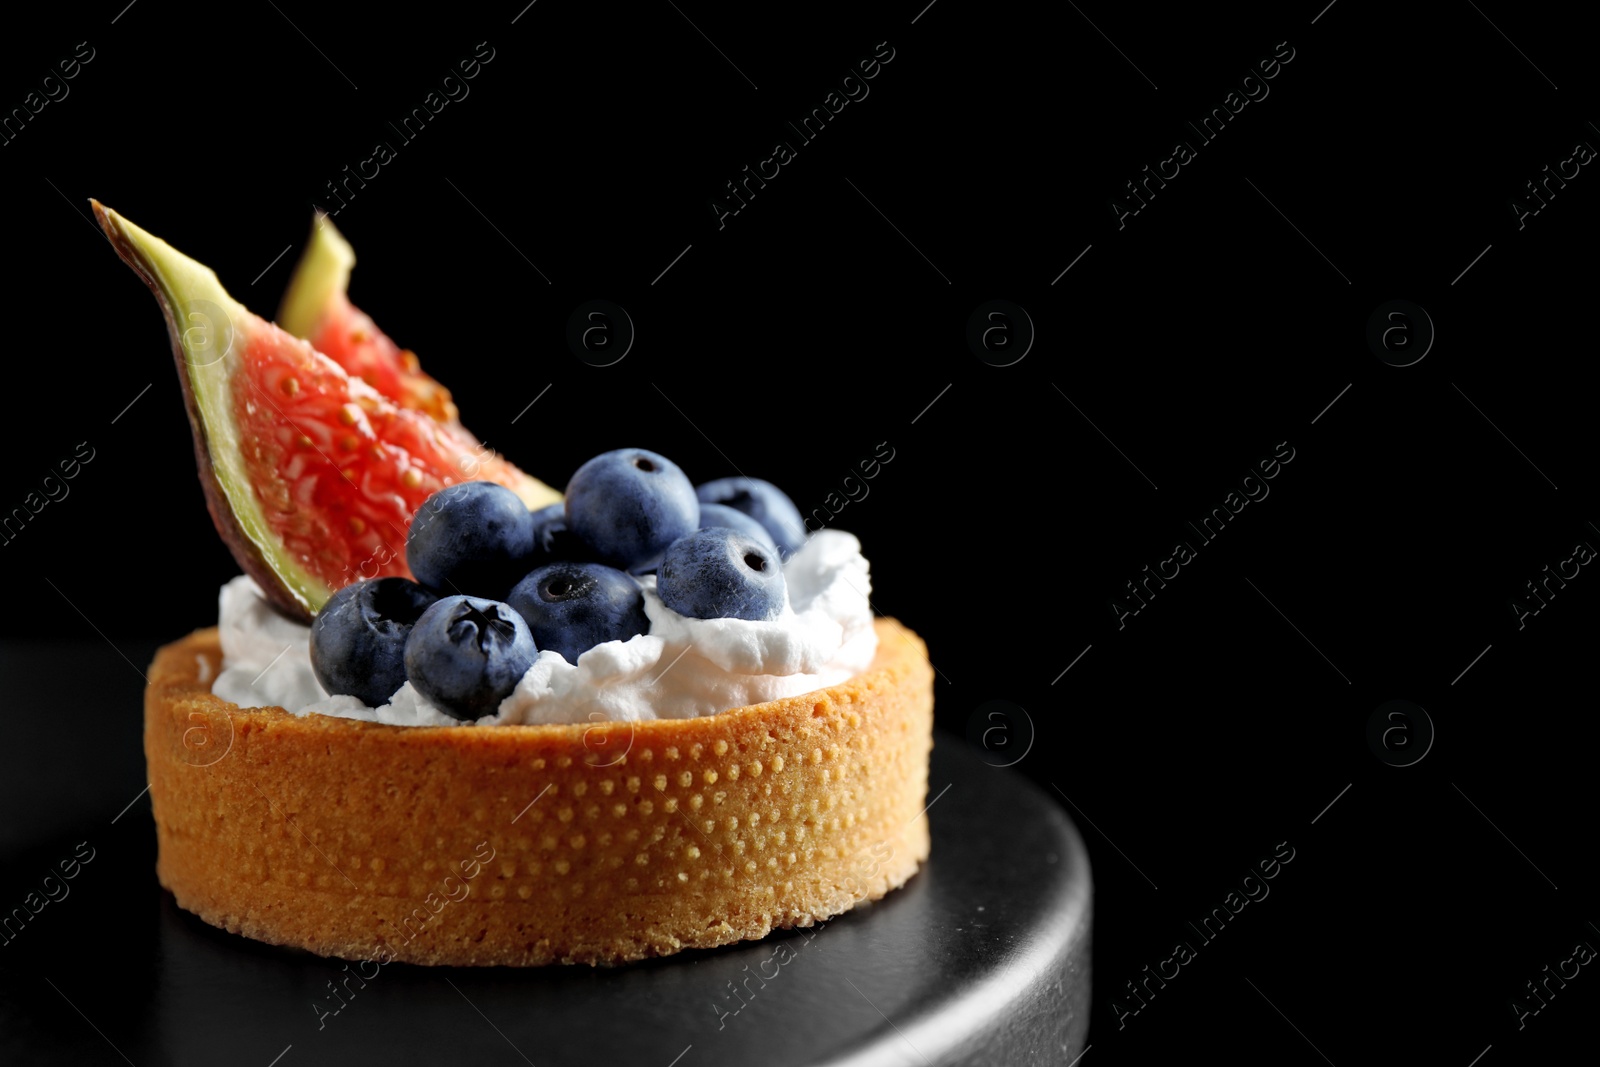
[211,530,877,726]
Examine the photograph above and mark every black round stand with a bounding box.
[1,730,1090,1066]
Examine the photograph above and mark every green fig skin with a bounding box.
[94,201,325,622]
[277,213,354,343]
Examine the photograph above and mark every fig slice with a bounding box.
[94,202,558,622]
[278,214,461,424]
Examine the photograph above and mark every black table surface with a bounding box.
[0,641,1090,1067]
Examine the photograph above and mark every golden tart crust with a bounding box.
[145,618,934,965]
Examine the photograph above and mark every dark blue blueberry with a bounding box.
[697,502,779,555]
[507,562,649,665]
[406,481,536,599]
[528,502,594,565]
[694,477,806,557]
[656,528,787,621]
[564,449,698,572]
[310,578,438,706]
[403,596,537,720]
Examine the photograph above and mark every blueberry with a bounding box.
[656,528,787,621]
[565,449,699,571]
[694,477,806,557]
[507,562,649,664]
[310,578,438,705]
[697,502,779,555]
[403,596,538,720]
[528,502,594,565]
[407,481,537,598]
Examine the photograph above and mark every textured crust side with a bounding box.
[145,618,934,966]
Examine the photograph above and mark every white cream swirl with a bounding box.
[211,530,877,726]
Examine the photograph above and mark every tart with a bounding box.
[148,618,932,965]
[100,203,936,965]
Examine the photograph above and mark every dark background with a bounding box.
[3,0,1597,1063]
